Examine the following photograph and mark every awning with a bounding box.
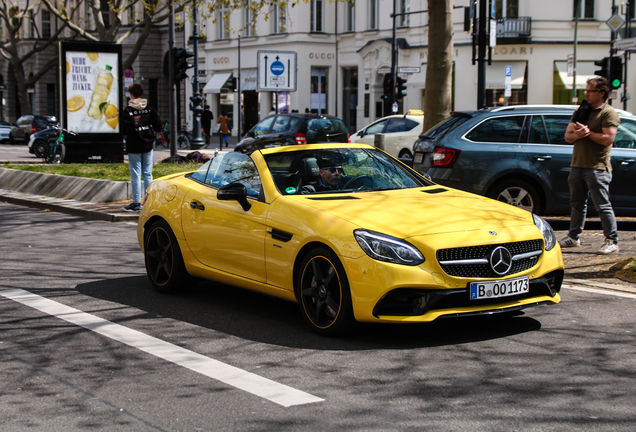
[485,61,527,89]
[202,72,232,94]
[554,61,598,90]
[241,69,257,91]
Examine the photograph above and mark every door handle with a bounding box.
[532,155,552,161]
[190,202,205,211]
[617,158,635,165]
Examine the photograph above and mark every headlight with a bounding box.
[354,229,425,266]
[533,214,556,251]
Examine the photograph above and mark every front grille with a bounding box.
[437,240,543,278]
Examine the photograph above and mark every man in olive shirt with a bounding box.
[560,76,620,255]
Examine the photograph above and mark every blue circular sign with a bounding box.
[271,61,285,76]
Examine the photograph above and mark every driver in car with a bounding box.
[301,153,345,193]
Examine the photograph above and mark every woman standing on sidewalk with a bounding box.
[217,111,230,148]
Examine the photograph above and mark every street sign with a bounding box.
[567,54,574,77]
[257,51,297,92]
[606,13,625,33]
[504,65,512,98]
[123,69,134,78]
[398,67,421,74]
[392,102,398,113]
[614,37,636,51]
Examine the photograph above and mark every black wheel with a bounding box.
[32,139,49,158]
[144,220,189,294]
[177,135,189,149]
[296,246,355,336]
[488,180,542,214]
[343,175,374,190]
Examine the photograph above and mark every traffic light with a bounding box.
[226,77,237,92]
[173,47,194,83]
[610,57,623,89]
[382,74,392,100]
[396,76,407,100]
[594,57,609,79]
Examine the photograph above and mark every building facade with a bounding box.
[187,0,636,137]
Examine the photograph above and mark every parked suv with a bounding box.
[235,113,349,154]
[412,105,636,216]
[10,115,57,143]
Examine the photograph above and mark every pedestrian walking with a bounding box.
[121,82,162,212]
[217,111,230,148]
[201,105,213,147]
[559,76,620,254]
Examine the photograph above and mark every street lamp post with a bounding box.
[189,0,205,149]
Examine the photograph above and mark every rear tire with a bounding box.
[488,179,542,214]
[177,135,189,149]
[398,149,412,161]
[144,220,189,294]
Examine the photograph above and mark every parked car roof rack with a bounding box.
[489,104,633,116]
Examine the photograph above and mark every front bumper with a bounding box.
[342,232,564,324]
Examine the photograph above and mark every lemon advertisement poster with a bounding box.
[65,51,119,133]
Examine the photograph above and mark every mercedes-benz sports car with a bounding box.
[137,144,564,336]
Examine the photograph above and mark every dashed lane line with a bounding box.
[0,288,324,407]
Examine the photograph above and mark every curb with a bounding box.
[0,191,138,222]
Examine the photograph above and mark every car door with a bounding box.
[181,153,268,283]
[356,119,388,145]
[519,114,574,207]
[382,118,407,157]
[610,118,636,210]
[269,115,299,146]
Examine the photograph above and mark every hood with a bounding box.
[295,187,534,239]
[128,98,148,110]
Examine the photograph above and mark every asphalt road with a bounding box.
[1,203,636,431]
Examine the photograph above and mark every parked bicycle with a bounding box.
[177,122,191,149]
[45,125,77,164]
[155,120,170,149]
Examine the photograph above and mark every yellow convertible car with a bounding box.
[138,144,564,335]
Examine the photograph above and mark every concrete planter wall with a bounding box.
[0,168,130,203]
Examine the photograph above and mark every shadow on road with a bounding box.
[76,276,543,350]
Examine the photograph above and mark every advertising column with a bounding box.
[60,41,123,162]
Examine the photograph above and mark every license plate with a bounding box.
[413,153,424,164]
[470,276,529,300]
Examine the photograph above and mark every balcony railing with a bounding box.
[496,17,532,39]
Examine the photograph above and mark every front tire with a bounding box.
[144,220,189,294]
[32,139,49,158]
[296,246,355,336]
[488,179,542,214]
[177,135,189,149]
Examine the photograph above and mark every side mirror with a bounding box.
[217,182,252,211]
[357,131,364,137]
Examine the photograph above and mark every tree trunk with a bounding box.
[423,0,454,132]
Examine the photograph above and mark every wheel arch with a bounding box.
[292,241,338,302]
[485,172,548,215]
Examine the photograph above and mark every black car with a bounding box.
[27,127,59,158]
[9,115,57,143]
[235,113,349,154]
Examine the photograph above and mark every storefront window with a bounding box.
[311,68,328,114]
[342,68,358,133]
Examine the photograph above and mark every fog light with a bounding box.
[412,295,429,314]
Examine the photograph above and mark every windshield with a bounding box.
[264,148,432,195]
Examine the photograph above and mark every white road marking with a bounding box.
[0,288,323,407]
[563,284,636,300]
